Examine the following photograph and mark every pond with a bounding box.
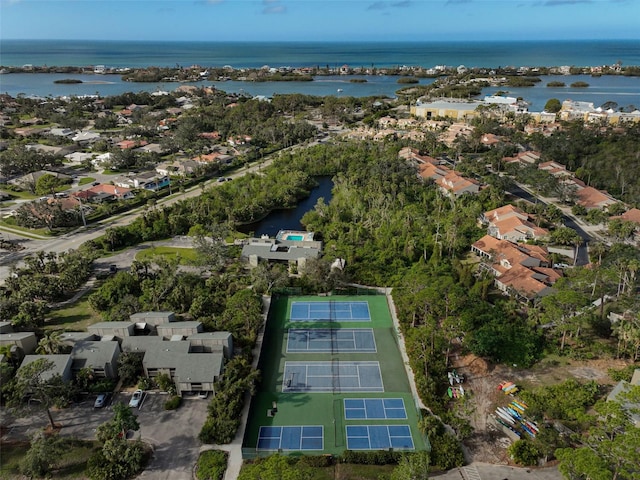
[237,176,333,237]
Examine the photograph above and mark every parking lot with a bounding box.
[1,390,210,480]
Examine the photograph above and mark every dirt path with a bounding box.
[450,354,628,463]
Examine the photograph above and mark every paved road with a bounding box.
[506,183,591,266]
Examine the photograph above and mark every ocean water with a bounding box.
[0,40,638,107]
[2,39,640,69]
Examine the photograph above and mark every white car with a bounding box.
[94,393,107,408]
[129,389,143,408]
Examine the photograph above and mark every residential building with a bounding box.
[412,99,481,121]
[575,186,617,210]
[607,369,640,427]
[156,321,204,340]
[188,332,233,358]
[130,311,177,327]
[88,321,136,341]
[0,332,37,359]
[502,151,541,167]
[19,354,73,382]
[241,232,322,271]
[70,340,120,379]
[482,205,549,242]
[472,235,557,301]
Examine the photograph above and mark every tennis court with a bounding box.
[346,425,414,450]
[344,398,407,420]
[282,361,384,393]
[286,328,377,353]
[257,426,324,451]
[290,301,371,322]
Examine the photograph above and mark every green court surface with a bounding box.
[242,295,429,457]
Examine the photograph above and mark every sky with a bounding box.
[0,0,638,42]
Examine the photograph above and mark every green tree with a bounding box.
[117,352,144,386]
[508,440,540,466]
[7,358,72,428]
[391,452,430,480]
[36,330,67,355]
[35,173,66,195]
[544,98,562,113]
[250,262,290,294]
[96,402,140,441]
[19,432,65,479]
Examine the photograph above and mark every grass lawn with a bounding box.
[0,439,100,479]
[78,177,96,186]
[135,246,199,265]
[46,294,102,332]
[0,189,38,200]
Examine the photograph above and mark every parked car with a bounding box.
[94,393,107,408]
[216,177,227,183]
[109,264,118,274]
[129,389,143,408]
[197,391,209,399]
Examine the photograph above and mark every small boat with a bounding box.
[337,88,343,92]
[447,387,453,398]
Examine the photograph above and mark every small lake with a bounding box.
[237,176,333,237]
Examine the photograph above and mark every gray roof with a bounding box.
[19,355,72,381]
[0,332,36,342]
[241,238,321,262]
[70,341,119,369]
[176,352,224,384]
[143,341,191,368]
[88,321,135,330]
[121,336,165,353]
[59,332,97,344]
[188,332,232,340]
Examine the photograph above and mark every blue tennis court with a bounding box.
[257,426,324,451]
[282,361,384,393]
[287,328,377,353]
[290,301,371,322]
[344,398,407,420]
[346,425,414,450]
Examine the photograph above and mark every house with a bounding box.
[70,340,120,379]
[59,332,97,348]
[174,352,224,396]
[156,321,203,340]
[503,151,541,167]
[72,131,101,144]
[130,311,176,327]
[611,208,640,226]
[114,172,168,190]
[91,152,112,168]
[10,170,72,190]
[435,171,480,197]
[49,128,75,137]
[575,186,617,210]
[241,234,322,271]
[607,369,640,427]
[188,332,233,358]
[399,147,440,165]
[538,161,570,178]
[472,235,556,301]
[116,139,148,150]
[73,184,134,203]
[88,321,136,341]
[0,332,37,359]
[64,152,94,164]
[482,205,548,242]
[18,354,73,382]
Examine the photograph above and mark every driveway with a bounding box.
[1,391,209,480]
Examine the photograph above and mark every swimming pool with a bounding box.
[286,234,304,241]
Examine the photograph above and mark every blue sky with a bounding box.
[1,0,638,42]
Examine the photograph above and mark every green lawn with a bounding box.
[0,189,38,200]
[78,177,96,186]
[46,294,102,332]
[135,246,199,264]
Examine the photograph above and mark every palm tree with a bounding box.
[36,331,66,355]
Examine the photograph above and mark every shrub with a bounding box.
[508,439,541,466]
[298,455,334,467]
[608,365,637,382]
[196,450,228,480]
[164,395,182,410]
[137,377,153,391]
[340,450,401,465]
